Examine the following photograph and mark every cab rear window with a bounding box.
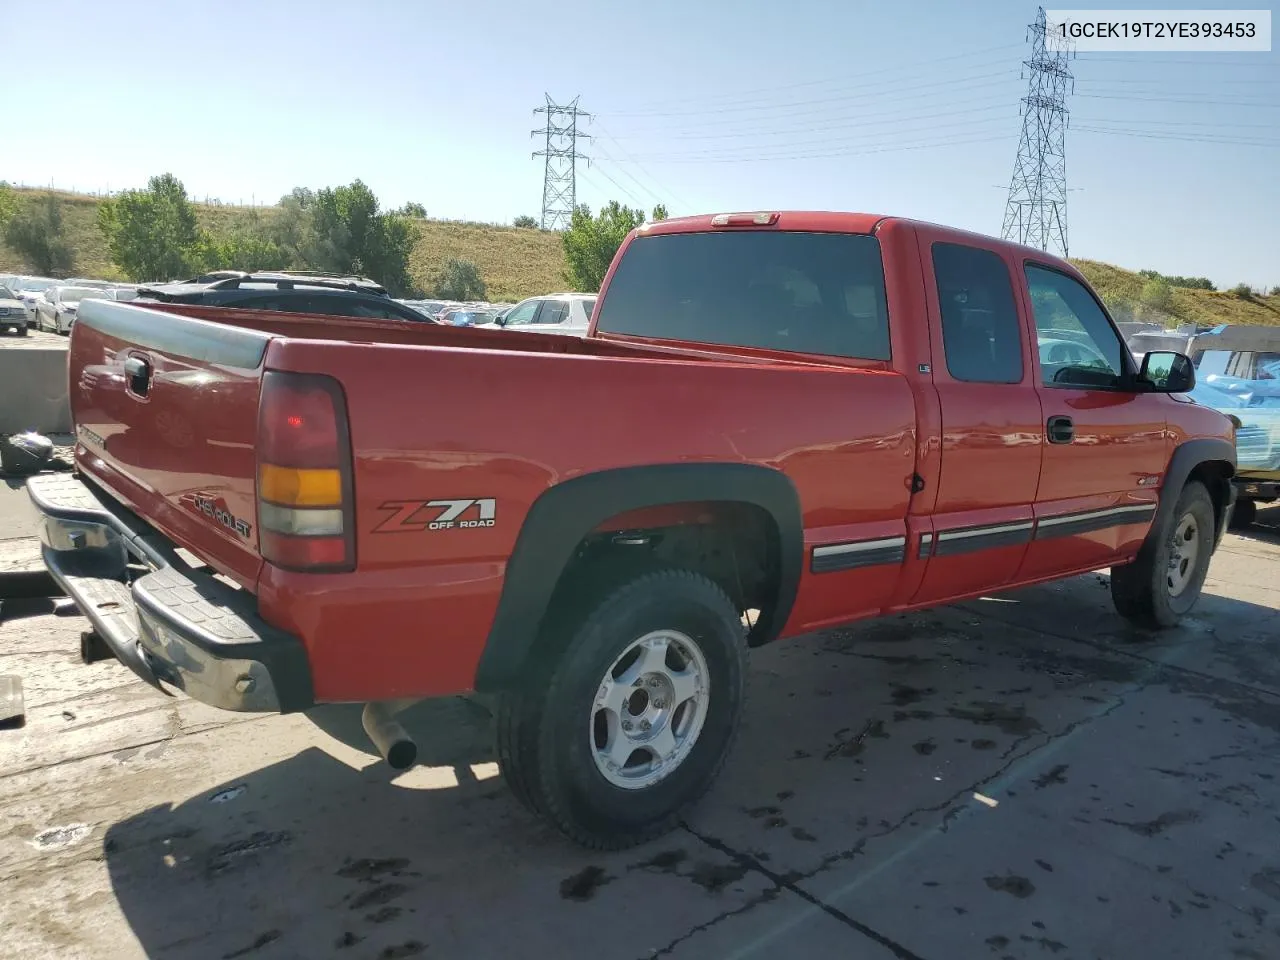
[595,231,890,360]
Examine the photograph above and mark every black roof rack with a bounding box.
[204,272,389,296]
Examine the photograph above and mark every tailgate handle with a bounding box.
[124,356,152,397]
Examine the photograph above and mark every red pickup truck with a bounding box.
[29,211,1236,849]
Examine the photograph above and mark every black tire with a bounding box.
[496,569,746,849]
[1229,498,1256,530]
[17,325,28,337]
[1110,481,1215,628]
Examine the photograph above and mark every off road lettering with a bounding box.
[374,498,496,532]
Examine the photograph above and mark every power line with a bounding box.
[606,131,1016,165]
[609,108,1016,153]
[589,119,690,210]
[609,89,1018,141]
[1074,126,1280,147]
[1075,92,1280,107]
[1075,55,1280,66]
[579,166,647,209]
[605,66,1020,120]
[1002,5,1074,258]
[590,146,669,211]
[614,117,1014,163]
[532,94,590,230]
[610,74,1021,128]
[603,41,1026,114]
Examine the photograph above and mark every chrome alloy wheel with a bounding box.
[1167,512,1200,597]
[590,629,710,790]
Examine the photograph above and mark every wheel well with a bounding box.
[1187,460,1234,539]
[541,501,782,649]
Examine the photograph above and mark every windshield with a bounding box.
[61,288,102,303]
[0,285,16,300]
[18,278,56,293]
[596,231,891,360]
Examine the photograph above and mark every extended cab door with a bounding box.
[908,233,1045,605]
[1017,262,1168,580]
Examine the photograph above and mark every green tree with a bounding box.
[1269,285,1280,297]
[651,204,669,221]
[196,231,287,273]
[433,258,486,300]
[399,201,427,218]
[1139,277,1174,315]
[1232,282,1253,300]
[513,214,538,229]
[98,173,204,281]
[0,182,16,228]
[562,201,646,292]
[4,193,76,276]
[281,180,415,294]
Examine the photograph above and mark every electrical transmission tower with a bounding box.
[1001,7,1074,257]
[532,95,590,230]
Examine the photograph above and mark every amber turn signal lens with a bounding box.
[258,463,342,507]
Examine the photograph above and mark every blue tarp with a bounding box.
[1189,366,1280,473]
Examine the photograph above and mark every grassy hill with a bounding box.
[2,188,1276,324]
[1073,259,1280,329]
[0,189,565,302]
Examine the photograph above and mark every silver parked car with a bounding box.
[36,285,110,334]
[494,293,597,336]
[0,283,30,336]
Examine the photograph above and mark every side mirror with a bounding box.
[1139,351,1196,394]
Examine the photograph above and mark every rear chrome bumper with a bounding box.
[27,473,313,713]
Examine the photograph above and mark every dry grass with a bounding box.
[0,188,565,301]
[409,219,564,301]
[1073,258,1280,328]
[2,189,1275,322]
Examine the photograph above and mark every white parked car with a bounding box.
[36,285,110,334]
[10,276,59,319]
[494,293,597,336]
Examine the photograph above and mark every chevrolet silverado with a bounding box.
[29,211,1236,849]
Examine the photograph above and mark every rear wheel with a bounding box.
[496,569,746,849]
[1111,481,1215,628]
[1229,498,1256,530]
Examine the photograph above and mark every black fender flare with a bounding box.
[1148,437,1236,555]
[474,463,803,691]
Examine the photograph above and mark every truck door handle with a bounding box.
[1046,415,1074,444]
[124,356,152,397]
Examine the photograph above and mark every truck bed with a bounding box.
[68,296,915,701]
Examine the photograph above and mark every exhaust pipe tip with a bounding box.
[362,701,418,770]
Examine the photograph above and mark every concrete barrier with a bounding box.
[0,344,71,434]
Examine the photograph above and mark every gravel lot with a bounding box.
[1,493,1278,960]
[1,327,69,348]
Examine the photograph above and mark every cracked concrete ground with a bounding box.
[1,504,1278,960]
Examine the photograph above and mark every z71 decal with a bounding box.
[374,498,496,532]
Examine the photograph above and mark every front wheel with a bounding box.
[1111,481,1215,628]
[496,569,746,849]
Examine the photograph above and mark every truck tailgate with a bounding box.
[69,299,271,588]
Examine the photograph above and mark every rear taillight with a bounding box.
[256,371,355,572]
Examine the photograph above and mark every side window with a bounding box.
[338,297,413,321]
[533,300,569,325]
[230,294,302,312]
[932,243,1024,384]
[503,300,540,326]
[1024,265,1125,388]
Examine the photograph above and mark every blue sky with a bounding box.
[8,0,1278,288]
